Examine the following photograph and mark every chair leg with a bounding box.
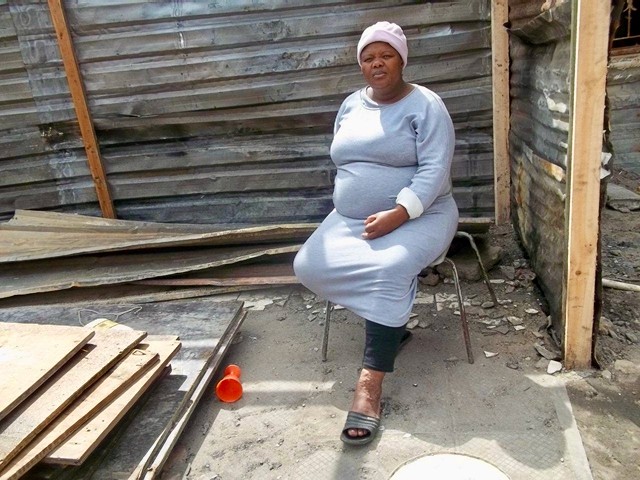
[444,257,474,364]
[321,300,332,362]
[455,231,499,306]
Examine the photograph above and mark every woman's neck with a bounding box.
[368,82,412,104]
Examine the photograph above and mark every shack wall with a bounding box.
[508,0,572,327]
[0,0,494,224]
[608,53,640,177]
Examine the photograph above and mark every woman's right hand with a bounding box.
[362,205,409,240]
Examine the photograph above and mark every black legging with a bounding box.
[362,320,407,372]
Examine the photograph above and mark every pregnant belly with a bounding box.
[333,163,416,219]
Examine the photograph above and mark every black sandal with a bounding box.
[340,411,381,446]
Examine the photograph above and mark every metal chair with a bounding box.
[320,231,498,365]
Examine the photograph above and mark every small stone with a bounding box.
[534,343,561,360]
[506,361,520,370]
[599,316,615,335]
[418,270,441,286]
[525,308,539,315]
[481,301,495,309]
[500,266,516,280]
[489,279,505,284]
[406,318,420,329]
[601,369,612,380]
[494,325,510,335]
[625,332,638,343]
[471,300,483,306]
[418,319,433,329]
[547,360,563,374]
[507,316,523,326]
[514,325,526,331]
[484,351,499,358]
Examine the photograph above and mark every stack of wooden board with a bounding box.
[0,322,180,479]
[0,298,245,479]
[0,210,314,308]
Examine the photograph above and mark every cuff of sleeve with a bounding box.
[396,187,424,219]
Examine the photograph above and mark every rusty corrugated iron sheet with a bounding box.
[608,54,640,176]
[0,0,494,223]
[508,0,571,328]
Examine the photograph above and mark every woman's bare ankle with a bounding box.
[350,368,385,417]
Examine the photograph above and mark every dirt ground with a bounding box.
[159,178,639,480]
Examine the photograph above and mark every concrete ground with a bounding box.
[161,284,597,480]
[161,200,640,480]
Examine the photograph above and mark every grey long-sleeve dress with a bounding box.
[293,84,458,328]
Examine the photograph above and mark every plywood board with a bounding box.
[0,328,146,469]
[0,347,158,480]
[0,323,94,422]
[0,243,301,299]
[44,338,181,466]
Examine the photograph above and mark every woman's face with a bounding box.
[359,41,404,92]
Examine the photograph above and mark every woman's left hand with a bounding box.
[362,205,410,240]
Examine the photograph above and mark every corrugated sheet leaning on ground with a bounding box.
[508,0,571,331]
[0,0,494,224]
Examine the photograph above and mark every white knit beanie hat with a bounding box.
[357,21,408,69]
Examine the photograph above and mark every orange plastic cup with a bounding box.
[215,364,243,402]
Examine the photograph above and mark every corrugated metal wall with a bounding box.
[608,54,640,177]
[0,0,493,224]
[508,0,571,328]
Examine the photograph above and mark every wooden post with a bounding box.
[563,0,609,369]
[47,0,116,218]
[491,0,510,224]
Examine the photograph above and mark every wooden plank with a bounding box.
[137,312,246,480]
[0,328,146,469]
[492,0,511,224]
[0,243,301,299]
[562,0,610,369]
[47,0,115,218]
[44,338,181,466]
[0,323,94,422]
[0,348,158,480]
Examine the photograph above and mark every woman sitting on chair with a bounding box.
[293,21,458,446]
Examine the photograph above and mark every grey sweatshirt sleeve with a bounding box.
[397,92,455,217]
